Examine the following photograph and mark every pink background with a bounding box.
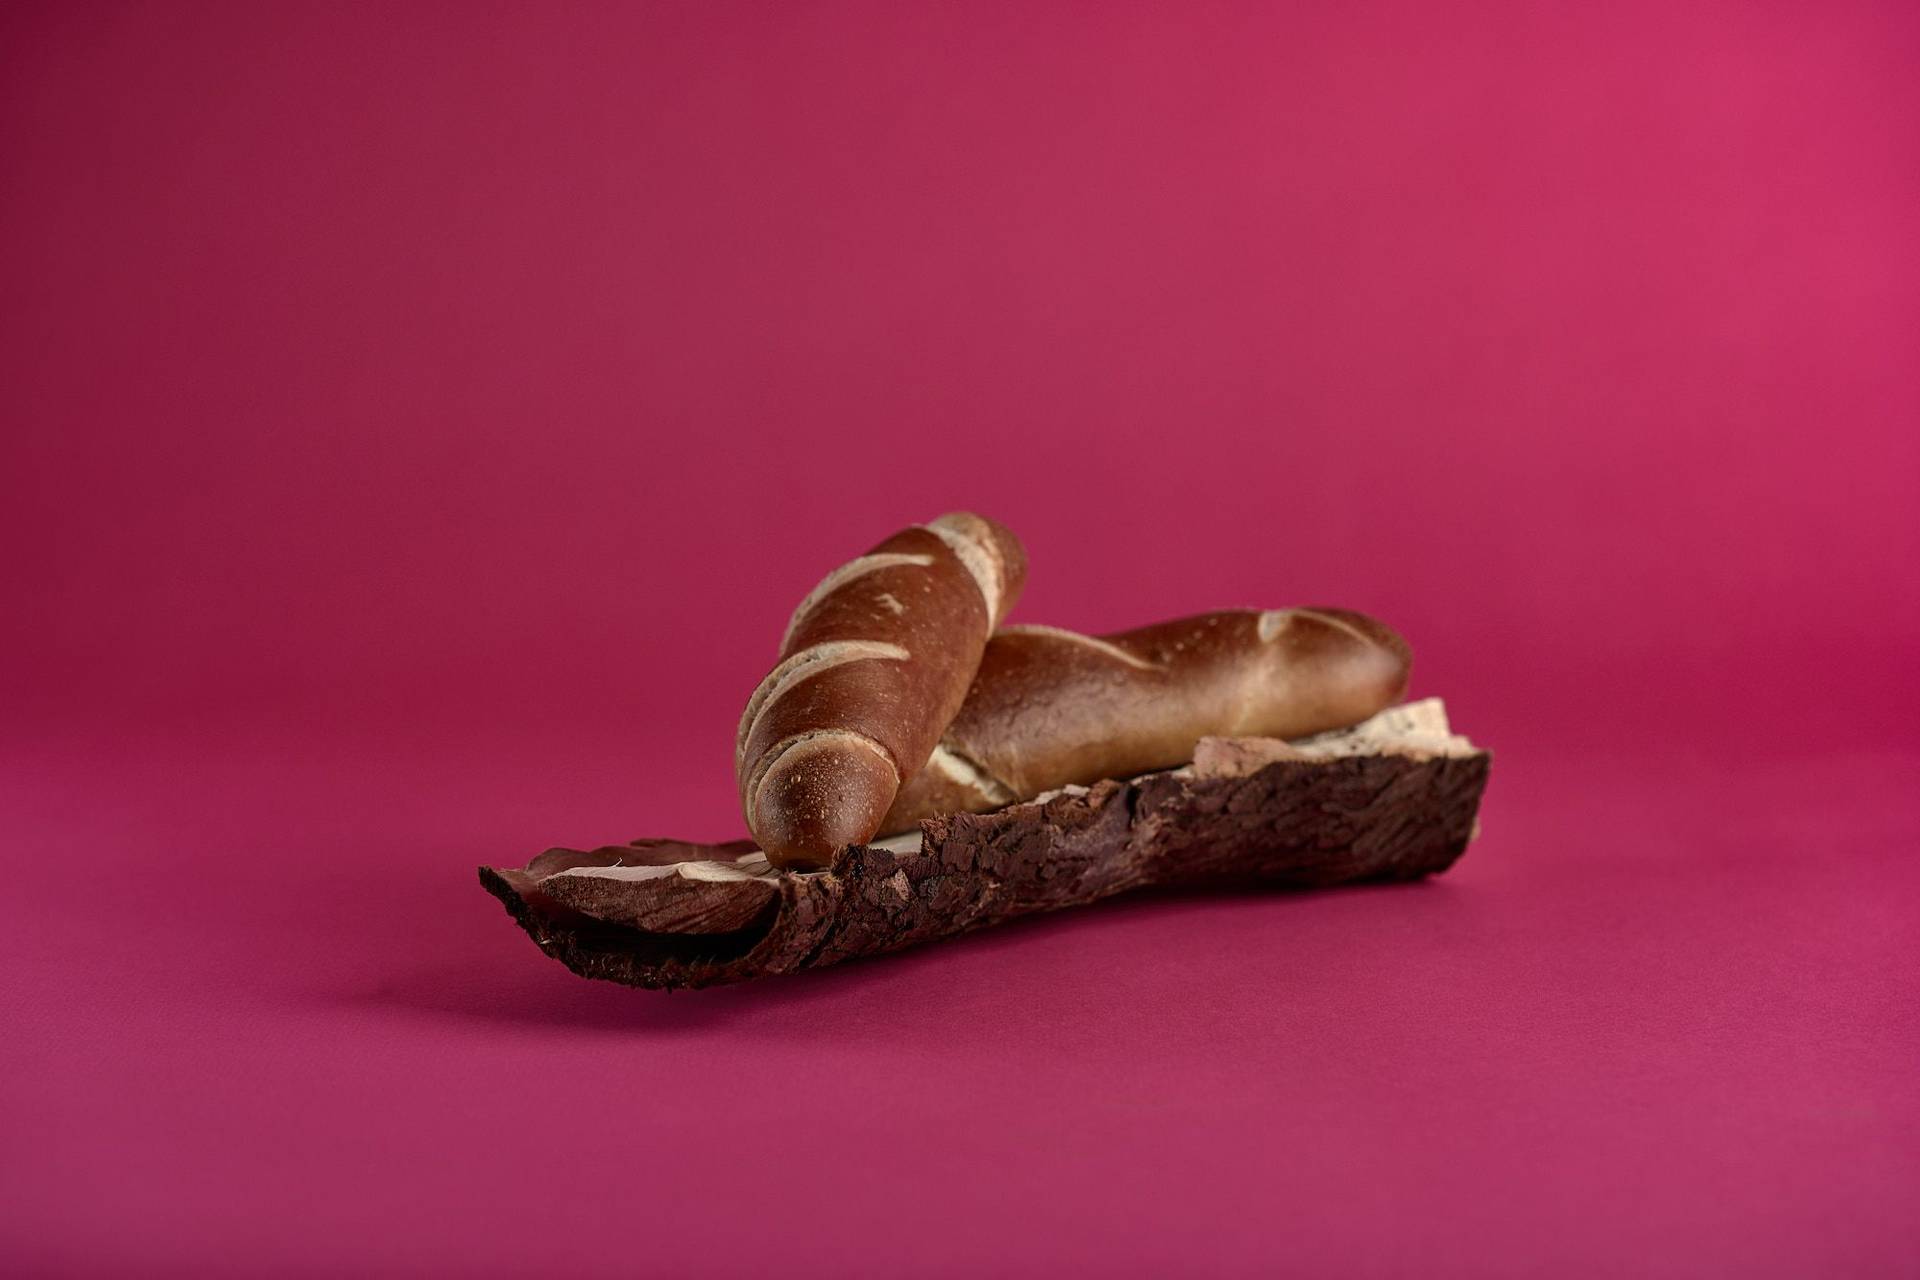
[4,2,1917,1275]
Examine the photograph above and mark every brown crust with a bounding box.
[480,740,1490,990]
[879,608,1410,831]
[737,514,1027,867]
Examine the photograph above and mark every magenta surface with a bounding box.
[3,3,1917,1275]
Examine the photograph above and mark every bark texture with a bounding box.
[479,741,1491,990]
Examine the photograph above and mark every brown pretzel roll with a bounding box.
[738,513,1026,868]
[879,608,1410,832]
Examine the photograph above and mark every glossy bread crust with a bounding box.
[737,514,1025,867]
[880,608,1410,832]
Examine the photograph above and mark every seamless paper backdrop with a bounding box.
[3,3,1917,1277]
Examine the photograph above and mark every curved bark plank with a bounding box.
[479,700,1491,990]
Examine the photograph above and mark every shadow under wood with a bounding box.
[361,875,1459,1035]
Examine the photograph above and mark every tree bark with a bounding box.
[478,701,1491,990]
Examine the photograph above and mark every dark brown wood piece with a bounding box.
[479,743,1491,990]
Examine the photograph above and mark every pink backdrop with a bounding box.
[4,2,1916,1275]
